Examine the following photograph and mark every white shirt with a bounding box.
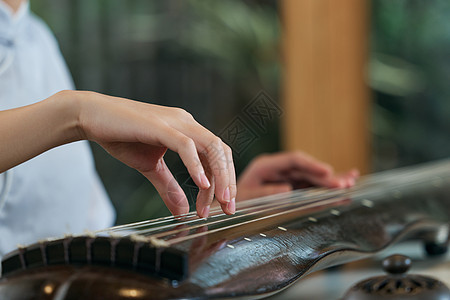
[0,1,115,259]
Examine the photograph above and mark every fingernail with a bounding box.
[200,173,210,189]
[227,198,235,214]
[201,205,210,218]
[223,186,230,202]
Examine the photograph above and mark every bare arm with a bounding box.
[0,92,80,172]
[0,90,236,217]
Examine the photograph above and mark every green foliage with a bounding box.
[179,0,281,92]
[371,0,450,170]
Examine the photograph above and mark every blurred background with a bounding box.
[30,0,450,224]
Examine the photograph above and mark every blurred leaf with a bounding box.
[369,54,425,97]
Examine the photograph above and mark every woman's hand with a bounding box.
[236,151,359,201]
[74,91,236,217]
[0,90,236,218]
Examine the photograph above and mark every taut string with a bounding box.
[93,159,450,243]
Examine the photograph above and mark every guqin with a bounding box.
[0,159,449,299]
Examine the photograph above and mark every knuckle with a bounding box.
[205,137,223,155]
[171,107,184,114]
[211,137,223,147]
[172,107,193,120]
[185,111,194,120]
[214,161,230,175]
[180,136,195,149]
[223,144,232,156]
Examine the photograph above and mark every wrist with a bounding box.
[45,90,85,144]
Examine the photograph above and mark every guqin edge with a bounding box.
[0,159,449,299]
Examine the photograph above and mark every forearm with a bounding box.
[0,91,81,173]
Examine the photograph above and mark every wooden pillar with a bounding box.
[281,0,371,174]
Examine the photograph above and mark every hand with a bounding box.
[74,91,236,218]
[0,90,235,218]
[236,151,359,201]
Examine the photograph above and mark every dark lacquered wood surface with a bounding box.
[1,160,449,299]
[270,241,450,300]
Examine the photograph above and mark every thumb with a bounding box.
[142,160,190,216]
